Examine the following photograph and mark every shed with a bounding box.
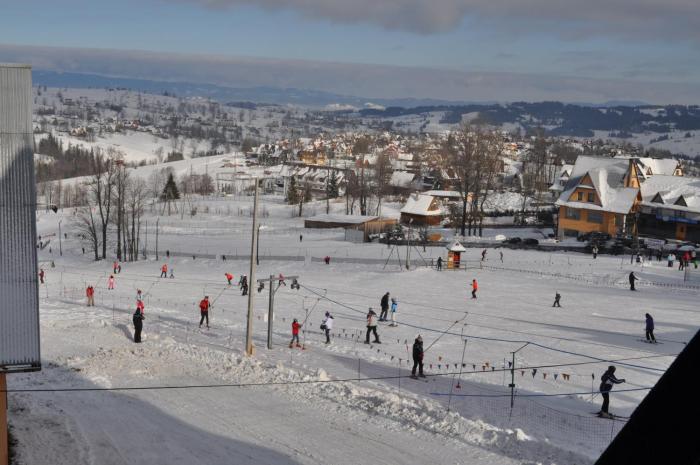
[304,214,398,242]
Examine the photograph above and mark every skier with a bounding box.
[471,279,478,299]
[629,271,638,291]
[592,245,598,259]
[667,253,674,268]
[133,299,145,343]
[160,263,168,278]
[108,275,115,290]
[86,285,95,307]
[365,308,380,344]
[278,273,287,286]
[289,318,302,348]
[169,268,174,279]
[552,291,561,308]
[598,366,625,418]
[679,253,685,271]
[499,251,504,263]
[136,289,142,301]
[166,250,170,258]
[379,292,390,321]
[199,296,210,328]
[436,256,443,271]
[324,256,331,265]
[113,261,119,274]
[481,249,487,262]
[411,335,425,378]
[225,272,234,286]
[389,298,398,327]
[300,234,303,242]
[321,311,334,344]
[291,278,300,290]
[240,275,248,295]
[645,313,656,343]
[38,268,45,284]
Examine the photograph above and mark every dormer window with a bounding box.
[577,192,583,201]
[651,193,665,204]
[675,196,687,207]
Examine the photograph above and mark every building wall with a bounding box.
[557,206,620,237]
[400,213,441,226]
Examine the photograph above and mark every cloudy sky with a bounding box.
[1,0,699,103]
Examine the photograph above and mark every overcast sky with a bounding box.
[2,0,699,103]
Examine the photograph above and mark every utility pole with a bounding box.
[510,342,529,409]
[245,179,259,356]
[58,219,63,256]
[155,217,159,261]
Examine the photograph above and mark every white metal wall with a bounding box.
[0,63,41,372]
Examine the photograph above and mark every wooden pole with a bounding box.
[0,373,7,465]
[245,180,259,356]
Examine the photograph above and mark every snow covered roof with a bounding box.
[390,171,416,188]
[637,158,679,177]
[305,214,379,224]
[556,156,638,214]
[446,240,467,252]
[640,175,700,212]
[401,194,441,216]
[423,190,461,199]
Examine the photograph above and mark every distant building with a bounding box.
[400,190,462,226]
[638,175,700,241]
[304,214,397,242]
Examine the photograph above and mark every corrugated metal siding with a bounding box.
[0,64,41,372]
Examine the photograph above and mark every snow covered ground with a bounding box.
[10,196,698,464]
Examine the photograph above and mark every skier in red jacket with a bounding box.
[86,285,95,306]
[225,273,234,285]
[199,296,210,328]
[289,318,302,348]
[471,279,478,299]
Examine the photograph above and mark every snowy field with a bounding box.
[9,196,698,465]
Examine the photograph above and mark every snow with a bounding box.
[10,197,698,464]
[305,214,379,224]
[400,193,440,216]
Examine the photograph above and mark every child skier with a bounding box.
[160,264,168,278]
[389,298,398,326]
[38,268,45,284]
[108,275,115,290]
[86,285,95,306]
[199,296,210,329]
[365,308,380,344]
[290,319,302,348]
[471,279,478,299]
[225,272,234,286]
[411,335,425,378]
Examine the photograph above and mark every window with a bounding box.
[587,193,595,203]
[565,208,580,220]
[577,192,583,201]
[563,229,578,238]
[587,211,604,224]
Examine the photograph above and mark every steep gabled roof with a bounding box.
[640,175,700,212]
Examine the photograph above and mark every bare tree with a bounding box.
[87,150,117,259]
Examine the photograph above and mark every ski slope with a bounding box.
[10,197,698,465]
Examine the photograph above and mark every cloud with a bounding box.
[171,0,700,40]
[1,43,699,104]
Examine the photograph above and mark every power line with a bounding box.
[430,387,652,398]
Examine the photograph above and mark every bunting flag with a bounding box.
[430,364,433,369]
[438,364,442,369]
[562,374,570,381]
[532,369,537,378]
[485,362,490,368]
[481,365,486,371]
[554,374,558,380]
[491,367,495,371]
[521,370,525,376]
[591,373,595,379]
[472,364,476,370]
[438,356,442,361]
[543,373,547,379]
[462,363,466,368]
[508,361,512,368]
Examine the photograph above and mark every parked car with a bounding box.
[503,237,522,244]
[523,238,539,246]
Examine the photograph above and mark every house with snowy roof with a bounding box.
[400,190,462,226]
[637,175,700,241]
[555,156,642,239]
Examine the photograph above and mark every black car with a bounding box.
[504,237,522,244]
[523,238,539,246]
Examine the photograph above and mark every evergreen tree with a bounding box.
[286,176,299,205]
[327,170,339,198]
[161,173,180,201]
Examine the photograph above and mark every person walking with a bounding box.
[160,263,168,278]
[199,296,210,328]
[592,245,598,259]
[321,311,333,344]
[411,335,425,378]
[365,308,380,344]
[299,234,303,242]
[598,366,625,418]
[645,313,656,343]
[38,268,45,284]
[133,299,145,343]
[289,318,302,348]
[240,275,248,295]
[629,271,638,291]
[436,256,443,271]
[379,292,390,321]
[471,279,478,299]
[225,272,234,286]
[389,298,398,327]
[481,249,487,262]
[499,251,504,263]
[667,253,674,268]
[86,285,95,306]
[552,291,561,307]
[108,275,115,290]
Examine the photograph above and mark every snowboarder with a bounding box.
[389,298,398,327]
[108,275,115,290]
[411,335,425,378]
[436,256,443,271]
[133,299,145,343]
[598,366,625,418]
[471,279,478,299]
[86,285,95,306]
[592,245,598,259]
[225,272,234,286]
[290,319,302,348]
[160,264,168,278]
[38,268,45,284]
[481,249,487,262]
[552,291,561,307]
[199,296,210,328]
[645,313,656,343]
[321,311,333,344]
[629,272,638,291]
[365,308,380,344]
[379,292,390,321]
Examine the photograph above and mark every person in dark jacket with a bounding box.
[411,335,425,378]
[436,256,443,271]
[552,291,561,307]
[379,292,390,321]
[645,313,656,343]
[629,272,638,291]
[133,300,145,343]
[599,366,625,417]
